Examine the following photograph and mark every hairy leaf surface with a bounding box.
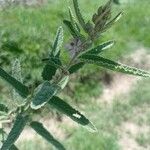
[73,0,87,32]
[69,7,80,32]
[31,81,59,110]
[63,20,81,38]
[52,26,63,57]
[11,59,24,104]
[80,55,150,77]
[80,40,114,56]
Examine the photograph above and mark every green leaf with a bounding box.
[11,59,22,83]
[0,129,19,150]
[11,59,24,104]
[50,56,62,66]
[80,40,114,56]
[93,0,112,33]
[58,76,69,90]
[42,56,63,81]
[42,63,57,81]
[68,62,84,74]
[48,96,97,132]
[103,12,123,31]
[1,114,28,150]
[0,104,8,113]
[63,20,81,38]
[69,7,80,32]
[31,81,59,110]
[30,121,66,150]
[73,0,87,32]
[0,67,29,98]
[52,26,63,57]
[80,54,150,77]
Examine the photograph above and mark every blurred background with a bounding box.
[0,0,150,149]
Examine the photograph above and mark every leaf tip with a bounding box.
[85,122,98,133]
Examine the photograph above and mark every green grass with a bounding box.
[136,133,150,148]
[15,78,150,149]
[129,79,150,107]
[64,78,150,150]
[0,0,149,91]
[18,139,53,150]
[67,130,120,150]
[0,0,150,100]
[0,0,150,68]
[1,0,150,149]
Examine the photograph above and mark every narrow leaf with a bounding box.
[11,59,22,83]
[80,40,114,56]
[73,0,87,32]
[30,121,66,150]
[58,76,69,90]
[48,96,97,132]
[63,20,80,38]
[103,12,123,32]
[11,59,24,104]
[0,67,29,98]
[68,62,84,74]
[93,0,112,33]
[69,7,80,32]
[52,26,63,57]
[108,11,122,23]
[80,55,150,77]
[1,114,28,150]
[0,129,19,150]
[31,81,59,110]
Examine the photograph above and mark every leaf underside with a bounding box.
[58,76,69,90]
[31,81,59,110]
[52,26,63,57]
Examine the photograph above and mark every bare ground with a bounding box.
[99,48,150,150]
